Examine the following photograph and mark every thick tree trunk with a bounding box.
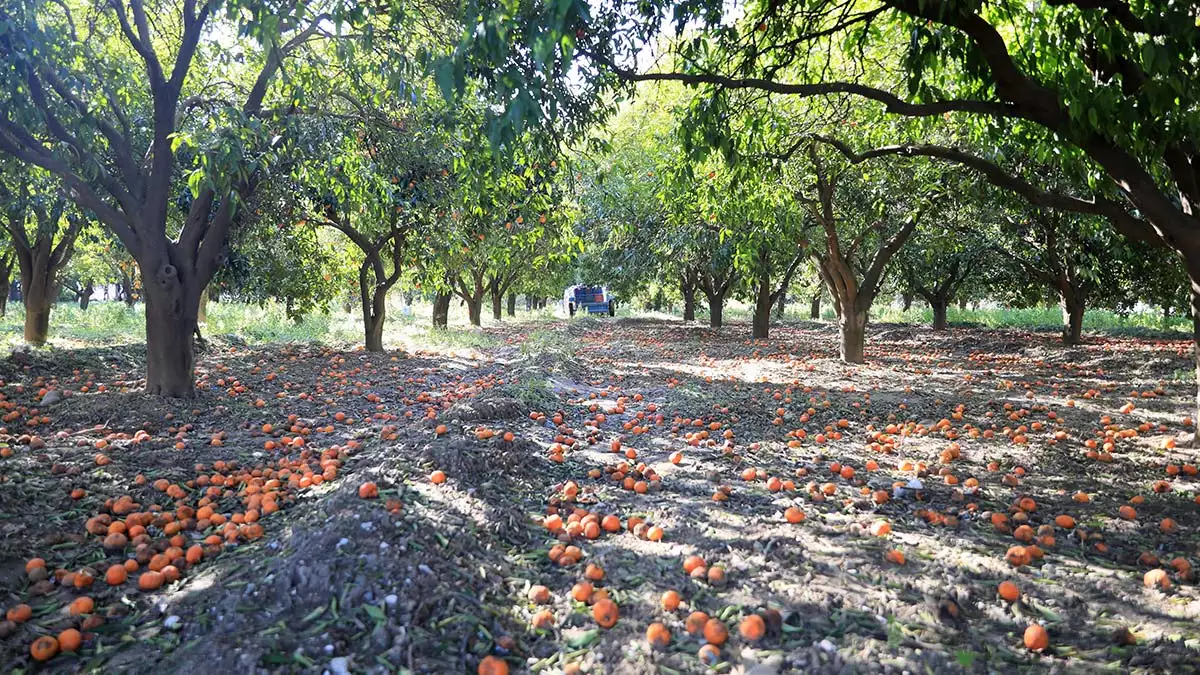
[774,292,786,320]
[702,290,726,328]
[432,292,451,328]
[1060,292,1085,346]
[958,297,968,310]
[902,292,914,312]
[21,264,57,345]
[752,273,772,339]
[840,308,867,364]
[24,299,51,344]
[932,300,949,331]
[466,297,483,326]
[652,291,664,312]
[142,277,200,397]
[364,310,385,352]
[1162,305,1171,331]
[0,288,7,317]
[810,294,821,320]
[506,293,516,317]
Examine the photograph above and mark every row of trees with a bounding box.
[572,82,1187,358]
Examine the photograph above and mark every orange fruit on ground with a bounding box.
[478,655,509,675]
[738,614,766,641]
[646,621,671,649]
[1023,624,1049,651]
[706,566,726,585]
[592,598,619,628]
[1006,546,1031,567]
[784,507,806,523]
[528,585,551,604]
[683,555,706,574]
[358,481,378,499]
[6,604,32,623]
[885,549,906,565]
[702,617,729,645]
[660,590,682,611]
[584,563,605,581]
[30,635,59,661]
[138,570,165,591]
[105,564,128,585]
[698,643,721,665]
[531,609,554,629]
[69,596,95,615]
[570,582,593,603]
[1054,515,1075,529]
[870,521,892,537]
[57,628,82,652]
[430,470,447,484]
[1118,505,1137,520]
[25,558,46,573]
[1144,569,1171,589]
[998,581,1020,602]
[685,611,709,635]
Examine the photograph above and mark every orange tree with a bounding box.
[421,135,576,327]
[294,107,456,349]
[0,163,84,343]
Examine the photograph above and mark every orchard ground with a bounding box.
[1,302,1199,674]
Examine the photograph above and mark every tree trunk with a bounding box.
[506,293,516,317]
[467,297,483,326]
[142,276,200,397]
[652,291,664,312]
[24,299,51,344]
[78,281,94,310]
[752,273,772,339]
[682,286,696,322]
[902,292,914,312]
[1060,292,1085,346]
[703,290,726,328]
[1162,305,1171,331]
[840,308,867,364]
[932,299,949,331]
[774,292,786,320]
[21,263,57,346]
[364,310,385,352]
[198,287,209,324]
[490,285,503,321]
[958,297,968,310]
[432,292,451,328]
[0,260,12,317]
[120,272,135,308]
[810,294,821,320]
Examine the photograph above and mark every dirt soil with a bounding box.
[1,319,1199,674]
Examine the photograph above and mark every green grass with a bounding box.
[658,299,1189,337]
[0,296,1187,354]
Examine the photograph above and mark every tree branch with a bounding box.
[585,50,1020,119]
[810,134,1157,245]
